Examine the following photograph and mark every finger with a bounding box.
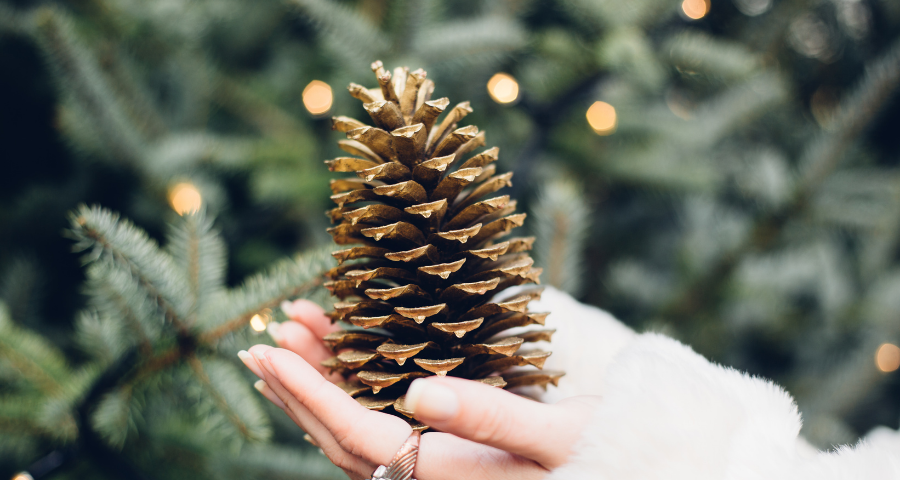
[252,347,550,480]
[406,377,588,469]
[238,350,264,378]
[260,347,412,466]
[418,432,547,480]
[249,346,375,477]
[252,379,314,449]
[281,299,340,339]
[253,379,286,409]
[269,321,344,382]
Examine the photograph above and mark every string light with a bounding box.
[682,0,710,19]
[875,343,900,373]
[302,80,333,116]
[167,182,202,216]
[249,308,272,333]
[586,101,617,135]
[12,473,34,480]
[487,73,520,104]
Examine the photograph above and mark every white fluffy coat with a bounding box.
[526,287,900,479]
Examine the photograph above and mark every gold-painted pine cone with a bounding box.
[322,62,562,430]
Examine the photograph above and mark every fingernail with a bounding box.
[239,350,264,378]
[252,349,267,362]
[267,322,283,343]
[254,350,277,376]
[406,379,458,421]
[280,300,294,317]
[254,379,287,409]
[253,379,267,393]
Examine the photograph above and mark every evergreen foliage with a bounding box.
[1,206,336,479]
[2,0,900,476]
[532,177,590,297]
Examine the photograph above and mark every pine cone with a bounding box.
[324,62,563,431]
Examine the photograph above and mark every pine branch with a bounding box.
[658,37,900,324]
[0,395,46,436]
[114,346,183,401]
[166,210,227,318]
[82,264,161,356]
[212,76,306,140]
[92,43,169,139]
[413,16,528,70]
[558,0,676,30]
[30,8,146,164]
[69,205,191,334]
[198,247,332,341]
[664,30,761,80]
[790,228,900,426]
[187,356,271,443]
[684,71,788,149]
[144,133,255,178]
[532,177,591,297]
[598,28,666,91]
[0,305,68,395]
[796,39,900,198]
[36,365,102,442]
[285,0,388,64]
[75,310,133,365]
[90,386,138,450]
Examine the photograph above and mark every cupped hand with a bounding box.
[237,299,596,480]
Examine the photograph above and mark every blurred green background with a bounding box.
[2,0,900,478]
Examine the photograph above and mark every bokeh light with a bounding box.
[487,73,520,104]
[168,182,202,216]
[682,0,710,19]
[302,80,333,115]
[249,314,267,332]
[586,101,617,135]
[12,473,34,480]
[875,343,900,373]
[249,308,273,333]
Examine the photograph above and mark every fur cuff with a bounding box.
[546,333,802,480]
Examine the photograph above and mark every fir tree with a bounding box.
[1,206,339,479]
[2,0,900,473]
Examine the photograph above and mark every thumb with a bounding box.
[405,377,587,469]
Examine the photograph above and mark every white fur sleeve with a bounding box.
[532,288,900,479]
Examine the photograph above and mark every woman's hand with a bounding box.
[237,299,596,480]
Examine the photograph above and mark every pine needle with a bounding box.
[532,177,591,297]
[69,205,191,330]
[166,210,227,318]
[198,247,331,341]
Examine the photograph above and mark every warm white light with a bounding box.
[303,80,333,116]
[249,314,268,332]
[168,182,202,216]
[586,101,617,135]
[876,343,900,373]
[682,0,710,19]
[12,473,34,480]
[487,73,520,104]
